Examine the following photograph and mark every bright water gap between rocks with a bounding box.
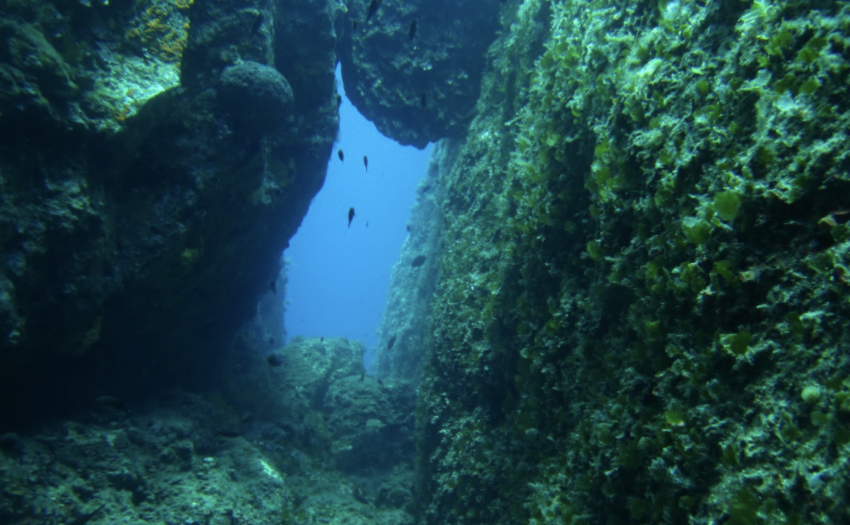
[284,67,433,369]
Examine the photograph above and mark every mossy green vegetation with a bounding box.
[416,0,850,524]
[713,191,741,222]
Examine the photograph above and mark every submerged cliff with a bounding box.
[0,0,340,423]
[416,0,850,524]
[373,149,445,383]
[338,0,503,148]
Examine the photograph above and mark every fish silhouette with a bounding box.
[348,207,355,227]
[366,0,381,21]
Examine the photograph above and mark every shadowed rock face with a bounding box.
[218,61,294,135]
[0,0,339,425]
[339,0,502,149]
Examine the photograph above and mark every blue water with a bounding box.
[284,68,432,365]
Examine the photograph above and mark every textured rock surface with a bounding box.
[415,0,850,524]
[338,0,502,148]
[0,0,339,424]
[323,374,416,473]
[218,60,294,135]
[0,338,416,524]
[373,151,444,382]
[239,258,288,350]
[0,393,292,525]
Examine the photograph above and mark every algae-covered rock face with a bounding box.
[415,0,850,524]
[322,375,416,472]
[374,157,442,382]
[218,61,294,135]
[0,20,79,115]
[0,0,339,425]
[338,0,502,148]
[274,337,365,400]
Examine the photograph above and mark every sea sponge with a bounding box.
[218,61,294,135]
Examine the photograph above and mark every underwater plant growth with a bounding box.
[416,0,850,523]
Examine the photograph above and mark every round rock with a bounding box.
[218,61,293,135]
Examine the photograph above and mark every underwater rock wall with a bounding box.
[418,0,850,524]
[0,0,339,424]
[373,147,448,383]
[238,256,288,351]
[338,0,502,148]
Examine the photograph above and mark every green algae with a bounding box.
[415,0,850,524]
[713,191,741,222]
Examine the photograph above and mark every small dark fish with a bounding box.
[366,0,381,21]
[348,207,355,227]
[353,21,359,31]
[420,92,427,109]
[360,372,365,382]
[69,504,105,525]
[337,94,343,108]
[250,13,264,34]
[411,255,427,267]
[321,336,324,342]
[409,20,417,41]
[338,149,344,162]
[363,155,368,171]
[388,335,396,349]
[406,225,411,232]
[269,280,277,294]
[267,354,284,367]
